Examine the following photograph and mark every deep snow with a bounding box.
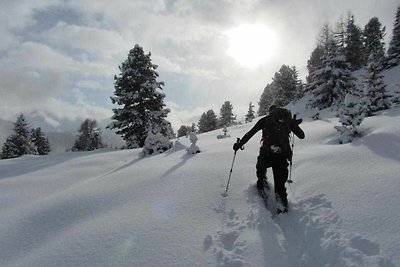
[1,104,400,266]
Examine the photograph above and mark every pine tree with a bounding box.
[141,130,172,157]
[387,5,400,67]
[198,109,218,133]
[219,101,236,127]
[108,44,171,148]
[334,16,347,53]
[306,24,333,93]
[271,65,299,106]
[177,125,190,137]
[318,23,334,53]
[258,83,275,116]
[335,93,366,144]
[245,102,256,123]
[1,137,19,159]
[306,45,325,85]
[190,123,197,133]
[309,39,355,109]
[73,119,104,151]
[363,17,386,64]
[31,127,51,155]
[13,114,37,156]
[363,55,391,115]
[186,132,201,154]
[1,114,37,159]
[345,14,365,70]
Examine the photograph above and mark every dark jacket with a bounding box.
[238,114,305,153]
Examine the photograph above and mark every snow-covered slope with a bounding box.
[1,105,399,266]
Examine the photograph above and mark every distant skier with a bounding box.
[233,105,305,213]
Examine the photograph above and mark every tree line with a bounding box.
[3,6,400,158]
[1,115,106,159]
[1,114,50,159]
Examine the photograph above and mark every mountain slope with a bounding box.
[1,106,399,266]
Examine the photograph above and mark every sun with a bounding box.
[225,23,279,69]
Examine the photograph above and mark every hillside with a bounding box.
[1,105,399,266]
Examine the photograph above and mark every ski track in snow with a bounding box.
[207,185,395,267]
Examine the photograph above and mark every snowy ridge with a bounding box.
[1,107,400,266]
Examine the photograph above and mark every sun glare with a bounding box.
[226,23,279,69]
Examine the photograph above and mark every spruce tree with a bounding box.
[198,109,218,133]
[219,101,236,127]
[177,125,190,138]
[309,39,355,109]
[306,45,325,85]
[387,5,400,67]
[31,127,51,155]
[1,114,37,159]
[335,93,366,144]
[363,17,386,64]
[363,55,391,115]
[190,123,197,133]
[271,65,299,106]
[1,137,19,159]
[345,14,365,70]
[334,16,347,53]
[258,83,275,116]
[245,102,256,123]
[109,44,171,148]
[73,119,104,151]
[141,130,172,157]
[306,24,333,94]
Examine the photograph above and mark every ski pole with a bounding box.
[224,138,243,193]
[224,150,237,193]
[287,132,295,184]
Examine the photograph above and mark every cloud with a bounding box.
[1,0,399,133]
[165,101,207,131]
[42,21,127,62]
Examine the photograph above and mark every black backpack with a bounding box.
[261,108,292,157]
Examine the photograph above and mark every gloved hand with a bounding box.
[294,118,302,125]
[233,138,243,151]
[292,114,302,125]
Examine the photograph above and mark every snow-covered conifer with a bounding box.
[363,17,386,64]
[190,123,197,133]
[217,126,231,139]
[387,6,400,67]
[335,93,366,143]
[177,125,190,138]
[1,137,19,159]
[31,127,51,155]
[363,55,391,115]
[1,114,38,159]
[219,101,236,127]
[187,132,201,154]
[108,44,171,148]
[309,39,355,109]
[245,102,256,123]
[198,109,218,133]
[141,129,172,157]
[72,119,104,151]
[345,14,365,70]
[271,65,299,107]
[258,83,275,116]
[306,46,325,86]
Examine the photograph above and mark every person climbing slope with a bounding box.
[233,105,305,213]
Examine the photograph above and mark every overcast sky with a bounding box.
[0,0,399,131]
